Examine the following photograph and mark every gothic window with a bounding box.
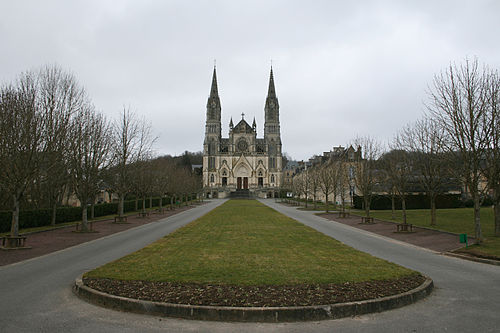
[210,174,215,183]
[222,177,227,186]
[258,171,263,177]
[269,157,276,169]
[208,139,216,154]
[208,157,215,169]
[271,174,275,183]
[222,170,227,176]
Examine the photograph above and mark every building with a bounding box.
[203,67,283,198]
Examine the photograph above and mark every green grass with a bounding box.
[85,200,418,285]
[354,207,500,257]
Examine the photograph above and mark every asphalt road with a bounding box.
[1,199,499,332]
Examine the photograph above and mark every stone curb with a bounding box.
[444,252,500,266]
[73,276,433,322]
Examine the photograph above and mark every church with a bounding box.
[203,66,283,198]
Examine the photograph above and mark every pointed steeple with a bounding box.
[229,117,233,129]
[267,66,276,97]
[209,65,219,98]
[252,117,256,130]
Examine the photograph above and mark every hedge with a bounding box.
[0,194,197,233]
[353,194,464,210]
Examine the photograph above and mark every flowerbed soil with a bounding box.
[0,204,202,266]
[83,274,426,307]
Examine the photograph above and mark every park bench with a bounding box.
[75,221,94,231]
[1,236,27,248]
[361,217,375,224]
[114,215,128,223]
[138,211,150,218]
[337,211,350,218]
[396,223,414,232]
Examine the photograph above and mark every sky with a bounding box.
[1,0,499,161]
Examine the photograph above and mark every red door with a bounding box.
[243,177,248,189]
[237,177,242,189]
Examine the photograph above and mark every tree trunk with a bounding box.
[391,194,396,220]
[325,193,329,213]
[305,193,308,208]
[495,202,500,237]
[134,198,138,211]
[149,196,152,209]
[118,193,125,217]
[364,195,370,218]
[402,197,407,225]
[159,195,163,210]
[90,203,95,220]
[170,196,174,210]
[473,193,482,243]
[51,202,57,226]
[10,194,20,237]
[142,197,146,213]
[81,205,89,232]
[313,193,317,210]
[430,194,437,226]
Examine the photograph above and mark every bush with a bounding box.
[353,193,463,210]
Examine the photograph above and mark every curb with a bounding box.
[73,276,434,322]
[444,252,500,266]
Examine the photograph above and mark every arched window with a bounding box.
[210,174,214,183]
[271,174,275,183]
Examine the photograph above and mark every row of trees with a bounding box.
[289,58,499,242]
[0,65,201,240]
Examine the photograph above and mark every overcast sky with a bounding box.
[1,1,499,161]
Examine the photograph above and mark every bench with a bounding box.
[114,215,128,223]
[337,211,350,218]
[138,211,150,218]
[1,236,27,248]
[76,221,94,231]
[361,217,375,224]
[396,223,414,232]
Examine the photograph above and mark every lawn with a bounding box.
[85,200,418,286]
[354,207,500,258]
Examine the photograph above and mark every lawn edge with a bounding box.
[73,275,433,322]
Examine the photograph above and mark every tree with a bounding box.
[428,58,492,242]
[351,137,382,219]
[69,104,111,232]
[382,148,412,226]
[318,162,336,212]
[109,107,155,220]
[37,65,85,226]
[0,73,44,241]
[308,168,321,209]
[397,119,448,226]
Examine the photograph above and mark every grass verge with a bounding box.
[353,208,500,258]
[85,200,418,286]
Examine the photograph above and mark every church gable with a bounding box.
[233,120,254,134]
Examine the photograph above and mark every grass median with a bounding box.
[84,199,424,306]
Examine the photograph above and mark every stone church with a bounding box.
[203,67,283,198]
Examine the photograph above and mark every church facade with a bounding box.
[203,67,283,198]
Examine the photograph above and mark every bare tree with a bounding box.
[382,147,412,226]
[69,105,111,232]
[397,118,448,226]
[318,162,336,212]
[428,58,492,242]
[482,70,500,236]
[0,73,44,243]
[308,168,321,210]
[351,136,382,219]
[337,162,350,213]
[109,107,155,220]
[37,65,85,226]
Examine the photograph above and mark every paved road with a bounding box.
[1,199,499,332]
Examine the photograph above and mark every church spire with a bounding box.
[267,66,276,97]
[210,65,219,98]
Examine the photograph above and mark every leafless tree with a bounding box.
[351,136,382,218]
[37,65,85,226]
[318,162,336,212]
[427,58,492,242]
[307,168,321,209]
[397,118,448,226]
[69,105,111,232]
[482,70,500,236]
[109,107,156,219]
[337,162,350,213]
[382,147,412,226]
[0,73,44,239]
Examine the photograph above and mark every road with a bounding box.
[0,199,499,332]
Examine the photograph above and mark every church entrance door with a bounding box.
[237,177,242,189]
[243,177,248,189]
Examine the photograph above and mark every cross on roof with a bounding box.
[241,112,245,119]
